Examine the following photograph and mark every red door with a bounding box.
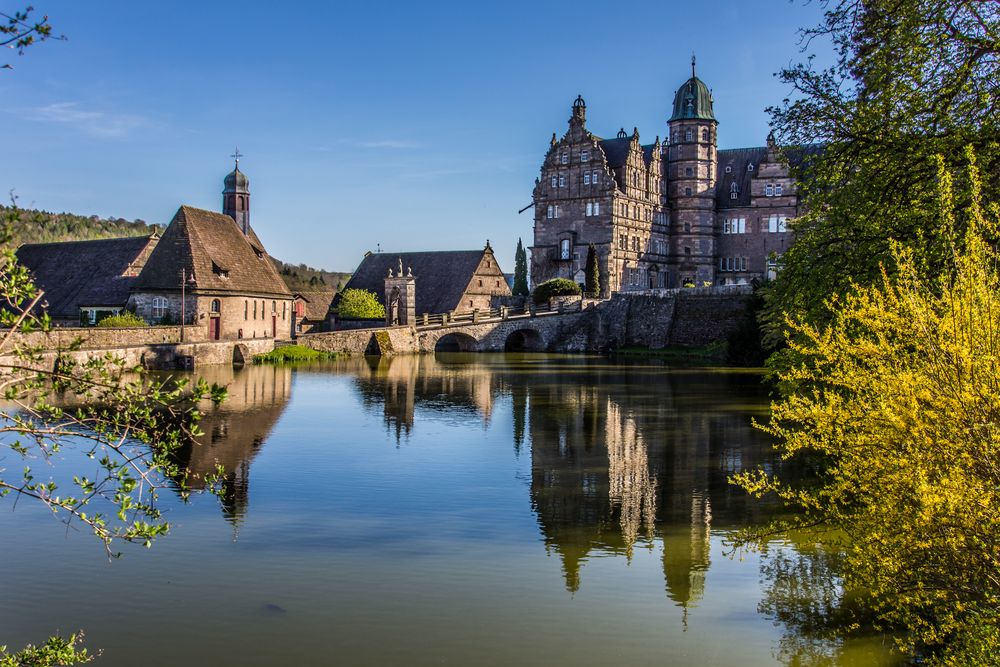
[210,317,220,340]
[272,315,277,338]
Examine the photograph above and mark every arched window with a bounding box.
[211,299,220,313]
[701,128,709,142]
[272,300,276,313]
[685,187,692,196]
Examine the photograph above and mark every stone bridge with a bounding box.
[297,286,754,356]
[298,308,594,355]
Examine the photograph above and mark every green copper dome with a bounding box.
[669,76,716,123]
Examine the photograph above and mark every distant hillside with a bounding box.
[271,260,352,293]
[3,205,350,293]
[1,205,159,245]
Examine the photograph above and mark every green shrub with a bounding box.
[532,278,581,305]
[96,312,148,328]
[335,288,385,319]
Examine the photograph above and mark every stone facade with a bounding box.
[532,63,799,291]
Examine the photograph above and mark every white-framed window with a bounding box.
[560,239,571,260]
[765,184,774,197]
[586,202,593,216]
[775,184,783,196]
[151,296,168,319]
[561,152,568,164]
[701,128,709,142]
[551,176,557,187]
[593,170,600,183]
[768,215,788,233]
[740,256,748,271]
[558,174,566,187]
[725,217,746,234]
[584,173,591,185]
[748,163,754,172]
[581,150,589,162]
[547,205,554,219]
[554,205,560,218]
[593,202,600,215]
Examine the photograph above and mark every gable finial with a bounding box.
[691,52,696,78]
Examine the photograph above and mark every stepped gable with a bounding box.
[16,235,158,318]
[134,205,291,296]
[338,250,487,316]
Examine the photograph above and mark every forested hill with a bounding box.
[1,205,159,245]
[2,205,350,292]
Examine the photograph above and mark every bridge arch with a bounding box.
[504,328,545,352]
[435,332,478,352]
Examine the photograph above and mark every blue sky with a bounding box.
[0,1,829,272]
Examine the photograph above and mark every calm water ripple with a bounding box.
[0,354,901,666]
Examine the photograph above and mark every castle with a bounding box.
[531,59,801,294]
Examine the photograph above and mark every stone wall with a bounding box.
[10,325,197,350]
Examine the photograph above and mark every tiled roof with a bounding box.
[134,206,291,297]
[337,250,490,316]
[294,289,336,321]
[16,235,158,318]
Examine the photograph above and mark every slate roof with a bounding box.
[16,235,158,318]
[294,289,336,321]
[337,250,489,316]
[716,147,769,209]
[598,137,630,169]
[134,206,291,297]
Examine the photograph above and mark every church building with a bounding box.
[531,59,801,293]
[128,159,293,339]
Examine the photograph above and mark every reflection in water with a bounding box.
[326,354,771,621]
[159,355,894,664]
[171,365,292,530]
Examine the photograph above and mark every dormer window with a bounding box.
[725,165,732,174]
[212,261,230,279]
[747,163,754,172]
[730,182,740,200]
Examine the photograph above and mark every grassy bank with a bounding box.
[252,345,339,364]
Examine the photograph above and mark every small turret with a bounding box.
[223,148,250,235]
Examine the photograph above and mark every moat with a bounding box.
[1,355,900,666]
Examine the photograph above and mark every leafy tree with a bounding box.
[512,238,529,296]
[733,153,1000,664]
[762,0,1000,346]
[532,278,581,305]
[1,6,62,70]
[334,288,385,319]
[584,244,599,297]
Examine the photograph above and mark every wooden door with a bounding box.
[210,317,220,340]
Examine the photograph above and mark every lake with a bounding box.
[0,354,901,666]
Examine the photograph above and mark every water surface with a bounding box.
[0,354,900,665]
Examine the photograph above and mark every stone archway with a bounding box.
[435,332,478,352]
[232,343,250,367]
[504,328,545,352]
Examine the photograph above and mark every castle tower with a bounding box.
[223,148,250,235]
[666,57,717,286]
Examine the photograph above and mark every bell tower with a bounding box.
[223,148,250,235]
[666,56,718,287]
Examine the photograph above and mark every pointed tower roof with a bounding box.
[669,56,716,123]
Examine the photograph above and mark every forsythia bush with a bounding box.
[334,288,385,319]
[734,152,1000,664]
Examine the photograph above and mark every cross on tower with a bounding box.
[231,147,243,168]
